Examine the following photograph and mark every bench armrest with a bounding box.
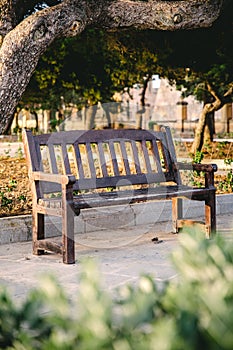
[31,171,76,185]
[192,163,218,173]
[176,162,218,188]
[177,162,218,173]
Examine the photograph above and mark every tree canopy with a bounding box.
[0,0,227,134]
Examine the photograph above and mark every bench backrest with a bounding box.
[23,126,181,195]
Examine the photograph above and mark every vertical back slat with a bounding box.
[48,143,58,174]
[22,130,41,171]
[109,141,120,176]
[151,139,163,173]
[162,126,182,184]
[141,140,152,173]
[35,141,44,171]
[86,143,96,178]
[120,141,131,175]
[24,133,43,172]
[61,143,71,174]
[131,141,141,174]
[74,143,85,179]
[98,142,108,177]
[159,135,171,173]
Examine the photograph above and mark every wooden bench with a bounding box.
[22,126,217,264]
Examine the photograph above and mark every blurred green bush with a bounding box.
[1,229,233,349]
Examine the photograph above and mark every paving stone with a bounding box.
[0,213,232,303]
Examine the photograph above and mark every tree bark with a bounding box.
[85,104,98,129]
[204,111,215,143]
[100,0,223,31]
[102,103,114,128]
[0,0,225,134]
[135,74,151,129]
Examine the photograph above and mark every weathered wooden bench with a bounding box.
[22,126,217,264]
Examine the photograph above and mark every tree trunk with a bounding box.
[204,111,215,145]
[191,101,218,154]
[221,103,232,133]
[86,104,97,130]
[2,108,16,134]
[191,82,233,154]
[136,75,151,129]
[193,102,215,152]
[101,103,114,128]
[31,110,39,132]
[135,111,143,130]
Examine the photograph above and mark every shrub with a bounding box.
[1,229,233,349]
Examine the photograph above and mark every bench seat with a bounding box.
[37,185,213,212]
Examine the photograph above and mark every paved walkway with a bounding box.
[0,213,232,303]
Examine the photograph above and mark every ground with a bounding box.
[0,141,232,217]
[0,157,32,217]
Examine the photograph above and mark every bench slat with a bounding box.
[38,185,211,210]
[157,136,171,174]
[141,140,152,173]
[131,140,142,174]
[74,142,85,179]
[162,126,182,185]
[37,169,174,193]
[86,142,97,178]
[151,139,163,173]
[120,141,131,175]
[61,143,71,174]
[36,142,44,172]
[98,142,108,177]
[48,143,58,174]
[108,140,120,176]
[29,129,167,144]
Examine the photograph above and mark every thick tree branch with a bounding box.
[207,82,222,111]
[140,74,151,107]
[0,1,17,37]
[207,81,233,112]
[100,0,224,31]
[0,0,225,37]
[224,83,233,98]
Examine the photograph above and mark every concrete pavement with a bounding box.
[0,211,232,304]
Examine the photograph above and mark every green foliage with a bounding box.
[18,1,232,130]
[187,151,205,188]
[167,230,233,350]
[20,1,233,120]
[218,158,233,193]
[1,232,233,349]
[192,151,204,164]
[0,179,26,211]
[216,141,228,158]
[23,28,159,110]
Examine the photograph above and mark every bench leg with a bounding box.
[205,192,216,239]
[172,198,183,233]
[62,203,75,264]
[32,211,45,255]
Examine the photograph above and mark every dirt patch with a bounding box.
[0,157,32,217]
[176,140,233,160]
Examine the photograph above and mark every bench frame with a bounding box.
[23,126,217,264]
